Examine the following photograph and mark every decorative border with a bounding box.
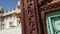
[40,1,60,12]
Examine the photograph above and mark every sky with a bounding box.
[0,0,19,10]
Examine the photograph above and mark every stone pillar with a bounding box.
[4,17,10,29]
[12,14,18,27]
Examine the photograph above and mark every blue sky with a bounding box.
[0,0,19,10]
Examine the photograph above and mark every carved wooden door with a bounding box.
[46,11,60,34]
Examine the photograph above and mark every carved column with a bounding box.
[20,0,41,34]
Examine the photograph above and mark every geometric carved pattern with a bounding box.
[20,0,41,34]
[28,7,35,34]
[28,0,36,34]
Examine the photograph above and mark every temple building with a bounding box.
[0,1,21,29]
[0,1,22,34]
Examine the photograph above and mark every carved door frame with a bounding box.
[40,1,60,34]
[20,0,41,34]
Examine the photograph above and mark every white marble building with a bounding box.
[0,1,22,34]
[0,1,21,29]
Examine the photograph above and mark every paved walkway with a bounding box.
[0,26,22,34]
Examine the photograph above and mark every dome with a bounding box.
[17,1,20,6]
[0,7,4,12]
[17,1,20,9]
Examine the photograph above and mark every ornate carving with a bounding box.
[29,17,35,34]
[40,1,60,11]
[28,2,36,34]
